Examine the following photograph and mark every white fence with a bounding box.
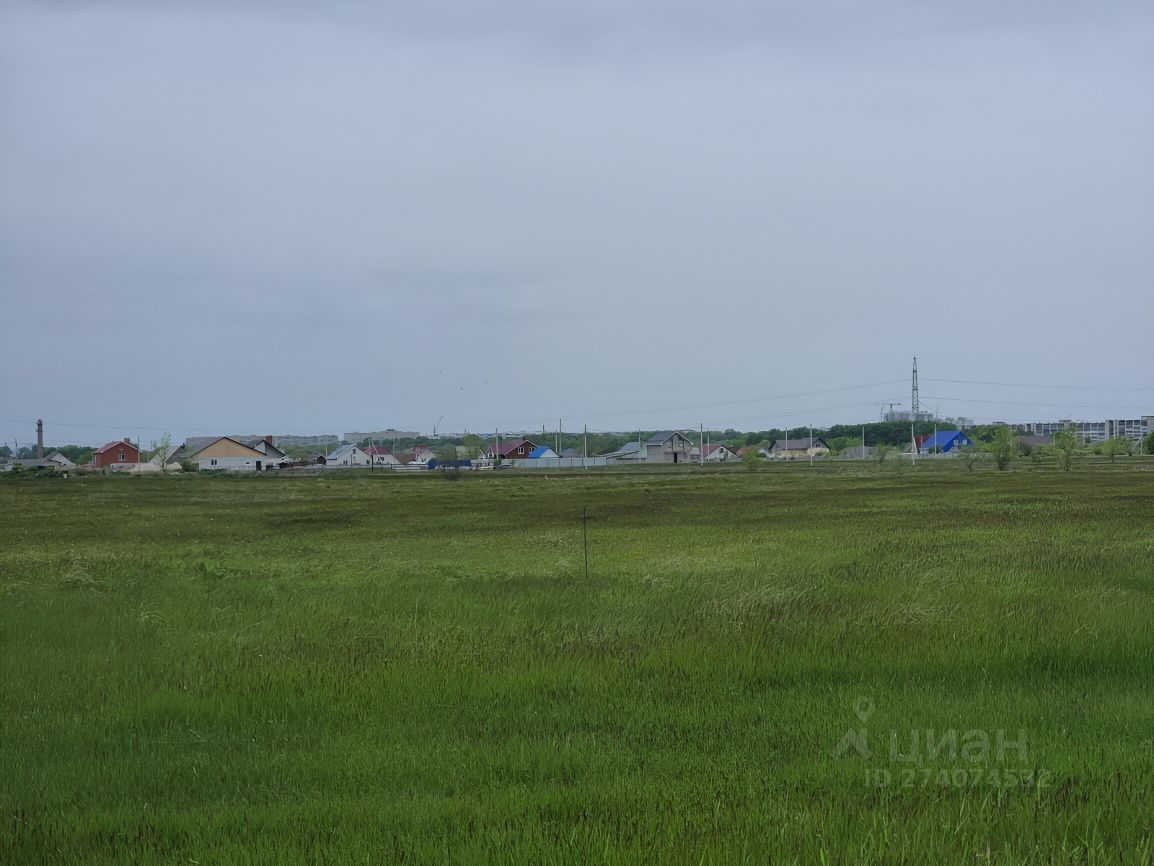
[506,457,608,469]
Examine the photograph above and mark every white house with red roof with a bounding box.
[695,443,739,462]
[410,445,438,465]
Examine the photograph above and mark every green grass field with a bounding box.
[2,464,1152,864]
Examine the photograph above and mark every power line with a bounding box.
[920,394,1149,412]
[922,377,1154,393]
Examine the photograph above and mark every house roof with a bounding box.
[771,438,829,450]
[182,436,268,458]
[489,437,534,457]
[701,443,735,457]
[363,445,393,456]
[94,440,137,454]
[920,430,969,449]
[527,446,556,458]
[234,436,286,457]
[645,430,692,445]
[327,444,363,460]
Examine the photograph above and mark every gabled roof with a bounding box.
[363,445,393,456]
[771,437,829,450]
[94,440,138,454]
[920,430,969,449]
[185,436,266,457]
[235,436,287,458]
[327,444,363,461]
[488,437,535,457]
[528,446,557,458]
[645,430,693,445]
[701,443,735,457]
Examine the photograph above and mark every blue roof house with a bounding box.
[527,446,559,459]
[920,430,974,454]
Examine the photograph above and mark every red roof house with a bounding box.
[485,438,537,459]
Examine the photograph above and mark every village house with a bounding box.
[325,444,373,467]
[410,445,438,464]
[238,436,288,462]
[363,445,400,466]
[44,451,77,469]
[639,431,695,463]
[769,437,830,460]
[919,430,974,454]
[168,436,277,472]
[93,438,141,469]
[486,438,538,460]
[602,441,643,463]
[695,443,739,462]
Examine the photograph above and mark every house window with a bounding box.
[118,452,125,461]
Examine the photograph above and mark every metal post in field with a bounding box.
[583,424,588,470]
[582,507,589,579]
[700,422,704,466]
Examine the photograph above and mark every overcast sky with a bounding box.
[2,1,1152,446]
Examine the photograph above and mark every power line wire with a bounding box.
[922,377,1154,393]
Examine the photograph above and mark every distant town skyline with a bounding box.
[2,1,1152,445]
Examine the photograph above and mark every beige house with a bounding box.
[769,437,830,460]
[168,436,277,472]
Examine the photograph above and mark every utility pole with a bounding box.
[911,356,920,419]
[911,422,917,465]
[699,422,704,466]
[557,419,561,456]
[495,428,500,465]
[809,424,814,467]
[583,424,588,470]
[861,424,866,457]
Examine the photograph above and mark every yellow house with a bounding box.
[769,437,830,460]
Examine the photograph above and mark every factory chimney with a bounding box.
[36,419,44,460]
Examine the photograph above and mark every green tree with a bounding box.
[742,448,761,471]
[991,426,1015,471]
[1054,429,1077,472]
[1102,436,1131,463]
[960,444,980,473]
[150,433,173,475]
[461,434,484,459]
[1144,430,1154,456]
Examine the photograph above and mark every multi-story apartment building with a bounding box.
[1016,417,1153,443]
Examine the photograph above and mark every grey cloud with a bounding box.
[1,1,1151,444]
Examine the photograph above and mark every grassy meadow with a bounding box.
[1,463,1152,864]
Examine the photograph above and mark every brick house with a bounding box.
[93,438,141,468]
[485,438,538,460]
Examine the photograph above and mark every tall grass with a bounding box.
[1,465,1152,863]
